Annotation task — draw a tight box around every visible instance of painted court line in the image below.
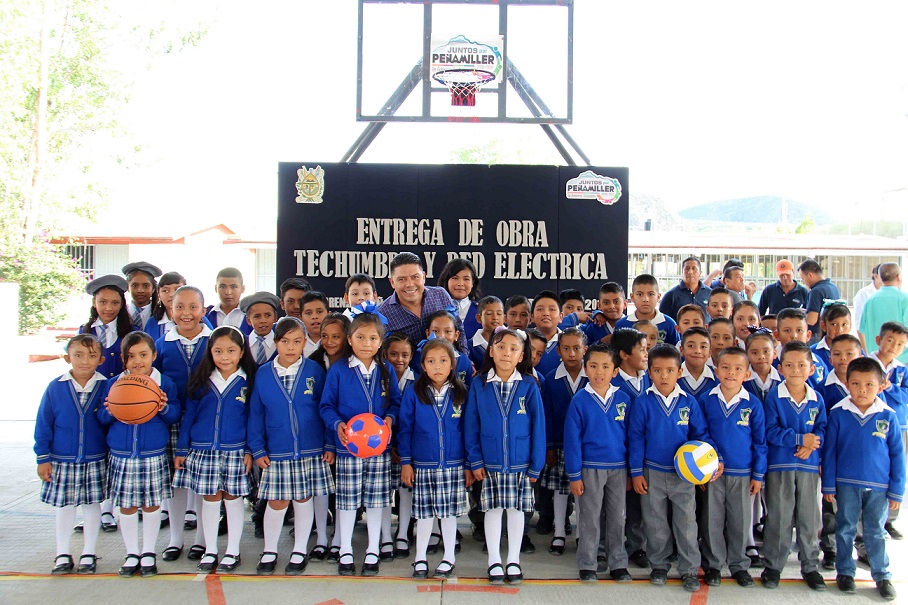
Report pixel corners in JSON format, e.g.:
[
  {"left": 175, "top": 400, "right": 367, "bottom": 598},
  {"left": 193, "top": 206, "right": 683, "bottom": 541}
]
[
  {"left": 689, "top": 583, "right": 709, "bottom": 605},
  {"left": 205, "top": 574, "right": 226, "bottom": 605}
]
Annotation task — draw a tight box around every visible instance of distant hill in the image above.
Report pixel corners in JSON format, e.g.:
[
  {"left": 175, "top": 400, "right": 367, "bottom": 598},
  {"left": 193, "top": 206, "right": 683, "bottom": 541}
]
[
  {"left": 677, "top": 195, "right": 834, "bottom": 225},
  {"left": 629, "top": 192, "right": 683, "bottom": 231}
]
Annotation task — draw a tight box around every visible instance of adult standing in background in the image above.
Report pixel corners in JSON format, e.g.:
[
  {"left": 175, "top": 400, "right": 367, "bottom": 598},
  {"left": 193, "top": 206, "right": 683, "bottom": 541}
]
[
  {"left": 858, "top": 262, "right": 908, "bottom": 362},
  {"left": 852, "top": 264, "right": 882, "bottom": 333},
  {"left": 437, "top": 258, "right": 482, "bottom": 341},
  {"left": 799, "top": 259, "right": 840, "bottom": 344},
  {"left": 758, "top": 259, "right": 809, "bottom": 315},
  {"left": 721, "top": 265, "right": 756, "bottom": 305},
  {"left": 659, "top": 256, "right": 711, "bottom": 320}
]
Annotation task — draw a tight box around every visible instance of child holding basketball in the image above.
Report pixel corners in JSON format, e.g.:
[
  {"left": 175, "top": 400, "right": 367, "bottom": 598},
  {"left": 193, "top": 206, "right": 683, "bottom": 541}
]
[
  {"left": 173, "top": 326, "right": 258, "bottom": 574},
  {"left": 320, "top": 306, "right": 402, "bottom": 576},
  {"left": 154, "top": 285, "right": 212, "bottom": 562},
  {"left": 398, "top": 338, "right": 471, "bottom": 579},
  {"left": 80, "top": 275, "right": 133, "bottom": 380},
  {"left": 100, "top": 332, "right": 181, "bottom": 577},
  {"left": 465, "top": 328, "right": 545, "bottom": 585},
  {"left": 35, "top": 334, "right": 109, "bottom": 575},
  {"left": 383, "top": 332, "right": 416, "bottom": 559},
  {"left": 248, "top": 317, "right": 335, "bottom": 575}
]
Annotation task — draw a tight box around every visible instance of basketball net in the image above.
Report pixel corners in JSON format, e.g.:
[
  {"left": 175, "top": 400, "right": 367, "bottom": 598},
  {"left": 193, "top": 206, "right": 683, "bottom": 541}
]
[{"left": 434, "top": 69, "right": 495, "bottom": 107}]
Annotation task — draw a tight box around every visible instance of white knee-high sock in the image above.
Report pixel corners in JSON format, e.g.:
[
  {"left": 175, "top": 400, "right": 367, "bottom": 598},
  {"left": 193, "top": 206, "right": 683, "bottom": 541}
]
[
  {"left": 142, "top": 509, "right": 162, "bottom": 556},
  {"left": 396, "top": 490, "right": 413, "bottom": 542},
  {"left": 191, "top": 492, "right": 205, "bottom": 547},
  {"left": 365, "top": 507, "right": 382, "bottom": 557},
  {"left": 168, "top": 487, "right": 188, "bottom": 548},
  {"left": 429, "top": 517, "right": 441, "bottom": 545},
  {"left": 262, "top": 506, "right": 284, "bottom": 561},
  {"left": 506, "top": 508, "right": 524, "bottom": 565},
  {"left": 553, "top": 493, "right": 569, "bottom": 538},
  {"left": 485, "top": 509, "right": 504, "bottom": 566},
  {"left": 415, "top": 518, "right": 433, "bottom": 562},
  {"left": 381, "top": 505, "right": 393, "bottom": 543},
  {"left": 313, "top": 495, "right": 329, "bottom": 547},
  {"left": 291, "top": 499, "right": 314, "bottom": 561},
  {"left": 120, "top": 511, "right": 140, "bottom": 555},
  {"left": 440, "top": 517, "right": 458, "bottom": 564},
  {"left": 224, "top": 497, "right": 245, "bottom": 556},
  {"left": 81, "top": 503, "right": 101, "bottom": 555},
  {"left": 337, "top": 509, "right": 357, "bottom": 556},
  {"left": 56, "top": 506, "right": 77, "bottom": 556},
  {"left": 201, "top": 499, "right": 221, "bottom": 555},
  {"left": 101, "top": 499, "right": 114, "bottom": 516}
]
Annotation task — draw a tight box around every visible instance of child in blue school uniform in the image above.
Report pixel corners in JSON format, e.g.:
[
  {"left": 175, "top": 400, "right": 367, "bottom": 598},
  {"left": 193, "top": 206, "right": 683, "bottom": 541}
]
[
  {"left": 80, "top": 275, "right": 133, "bottom": 381},
  {"left": 465, "top": 327, "right": 546, "bottom": 585},
  {"left": 248, "top": 317, "right": 334, "bottom": 576},
  {"left": 384, "top": 332, "right": 417, "bottom": 559},
  {"left": 810, "top": 302, "right": 853, "bottom": 370},
  {"left": 531, "top": 290, "right": 564, "bottom": 376},
  {"left": 100, "top": 332, "right": 181, "bottom": 577},
  {"left": 615, "top": 274, "right": 680, "bottom": 346},
  {"left": 678, "top": 327, "right": 718, "bottom": 399},
  {"left": 154, "top": 285, "right": 212, "bottom": 562},
  {"left": 469, "top": 295, "right": 505, "bottom": 369},
  {"left": 144, "top": 272, "right": 186, "bottom": 340},
  {"left": 772, "top": 308, "right": 828, "bottom": 389},
  {"left": 123, "top": 261, "right": 162, "bottom": 331},
  {"left": 419, "top": 310, "right": 475, "bottom": 390},
  {"left": 204, "top": 267, "right": 251, "bottom": 335},
  {"left": 822, "top": 357, "right": 905, "bottom": 601},
  {"left": 173, "top": 326, "right": 258, "bottom": 574},
  {"left": 438, "top": 258, "right": 482, "bottom": 341},
  {"left": 744, "top": 330, "right": 780, "bottom": 402},
  {"left": 398, "top": 338, "right": 471, "bottom": 579},
  {"left": 239, "top": 292, "right": 281, "bottom": 366},
  {"left": 35, "top": 334, "right": 109, "bottom": 575},
  {"left": 542, "top": 327, "right": 589, "bottom": 555},
  {"left": 320, "top": 304, "right": 402, "bottom": 577}
]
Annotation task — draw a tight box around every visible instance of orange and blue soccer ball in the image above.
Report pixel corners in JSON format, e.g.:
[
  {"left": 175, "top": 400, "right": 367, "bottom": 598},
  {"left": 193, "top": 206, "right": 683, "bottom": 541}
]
[
  {"left": 674, "top": 440, "right": 719, "bottom": 485},
  {"left": 345, "top": 413, "right": 391, "bottom": 458}
]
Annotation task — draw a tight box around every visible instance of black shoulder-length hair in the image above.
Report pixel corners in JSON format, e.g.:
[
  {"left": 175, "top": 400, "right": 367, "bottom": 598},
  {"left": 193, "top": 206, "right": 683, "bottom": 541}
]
[
  {"left": 188, "top": 326, "right": 258, "bottom": 398},
  {"left": 437, "top": 258, "right": 482, "bottom": 301},
  {"left": 413, "top": 338, "right": 467, "bottom": 406},
  {"left": 478, "top": 328, "right": 534, "bottom": 383}
]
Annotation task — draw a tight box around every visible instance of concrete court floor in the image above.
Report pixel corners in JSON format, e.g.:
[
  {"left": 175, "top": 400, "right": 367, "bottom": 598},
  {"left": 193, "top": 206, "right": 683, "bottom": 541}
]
[{"left": 1, "top": 339, "right": 905, "bottom": 604}]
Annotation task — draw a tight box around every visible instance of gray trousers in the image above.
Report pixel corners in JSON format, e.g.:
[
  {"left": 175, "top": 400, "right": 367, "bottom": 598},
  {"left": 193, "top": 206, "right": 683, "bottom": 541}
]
[
  {"left": 762, "top": 471, "right": 820, "bottom": 573},
  {"left": 703, "top": 475, "right": 751, "bottom": 573},
  {"left": 624, "top": 490, "right": 646, "bottom": 553},
  {"left": 576, "top": 468, "right": 627, "bottom": 572},
  {"left": 641, "top": 469, "right": 699, "bottom": 575}
]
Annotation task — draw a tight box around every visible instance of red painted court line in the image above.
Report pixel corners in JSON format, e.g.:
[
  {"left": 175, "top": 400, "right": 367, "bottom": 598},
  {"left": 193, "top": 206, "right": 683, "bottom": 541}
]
[
  {"left": 314, "top": 600, "right": 345, "bottom": 605},
  {"left": 205, "top": 574, "right": 226, "bottom": 605},
  {"left": 418, "top": 584, "right": 520, "bottom": 594},
  {"left": 689, "top": 583, "right": 709, "bottom": 605}
]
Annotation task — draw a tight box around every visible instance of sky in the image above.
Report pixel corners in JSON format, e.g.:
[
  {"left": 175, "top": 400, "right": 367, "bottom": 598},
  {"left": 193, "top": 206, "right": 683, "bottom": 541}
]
[{"left": 102, "top": 0, "right": 908, "bottom": 237}]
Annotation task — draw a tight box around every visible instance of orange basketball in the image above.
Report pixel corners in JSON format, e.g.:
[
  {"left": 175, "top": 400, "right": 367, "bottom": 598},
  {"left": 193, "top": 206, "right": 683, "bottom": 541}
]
[{"left": 107, "top": 374, "right": 163, "bottom": 424}]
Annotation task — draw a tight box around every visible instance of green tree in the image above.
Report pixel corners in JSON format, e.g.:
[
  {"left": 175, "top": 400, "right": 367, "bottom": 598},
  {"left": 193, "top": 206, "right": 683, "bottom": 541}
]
[{"left": 0, "top": 0, "right": 211, "bottom": 332}]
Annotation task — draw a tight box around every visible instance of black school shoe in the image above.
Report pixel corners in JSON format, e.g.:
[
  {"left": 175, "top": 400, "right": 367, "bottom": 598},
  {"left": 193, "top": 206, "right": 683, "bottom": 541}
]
[
  {"left": 760, "top": 568, "right": 781, "bottom": 589},
  {"left": 732, "top": 570, "right": 754, "bottom": 587},
  {"left": 629, "top": 549, "right": 649, "bottom": 568},
  {"left": 821, "top": 550, "right": 836, "bottom": 570},
  {"left": 877, "top": 579, "right": 897, "bottom": 601},
  {"left": 412, "top": 560, "right": 428, "bottom": 580},
  {"left": 802, "top": 570, "right": 827, "bottom": 591},
  {"left": 119, "top": 554, "right": 140, "bottom": 577},
  {"left": 196, "top": 553, "right": 218, "bottom": 574},
  {"left": 216, "top": 554, "right": 241, "bottom": 574},
  {"left": 51, "top": 554, "right": 74, "bottom": 575},
  {"left": 884, "top": 522, "right": 903, "bottom": 540},
  {"left": 520, "top": 535, "right": 536, "bottom": 554},
  {"left": 505, "top": 562, "right": 523, "bottom": 584},
  {"left": 682, "top": 574, "right": 700, "bottom": 592},
  {"left": 704, "top": 568, "right": 721, "bottom": 586},
  {"left": 284, "top": 552, "right": 308, "bottom": 575},
  {"left": 337, "top": 554, "right": 356, "bottom": 576},
  {"left": 579, "top": 569, "right": 598, "bottom": 582},
  {"left": 649, "top": 569, "right": 668, "bottom": 585},
  {"left": 77, "top": 554, "right": 98, "bottom": 575},
  {"left": 610, "top": 568, "right": 632, "bottom": 582},
  {"left": 360, "top": 553, "right": 380, "bottom": 576},
  {"left": 836, "top": 574, "right": 856, "bottom": 594},
  {"left": 379, "top": 542, "right": 395, "bottom": 562},
  {"left": 256, "top": 552, "right": 277, "bottom": 575},
  {"left": 139, "top": 553, "right": 158, "bottom": 577}
]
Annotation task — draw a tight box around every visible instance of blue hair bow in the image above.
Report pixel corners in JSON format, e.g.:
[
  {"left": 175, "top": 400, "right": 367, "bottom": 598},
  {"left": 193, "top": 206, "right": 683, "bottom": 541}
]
[
  {"left": 746, "top": 325, "right": 772, "bottom": 335},
  {"left": 349, "top": 300, "right": 389, "bottom": 326},
  {"left": 821, "top": 298, "right": 848, "bottom": 309},
  {"left": 416, "top": 332, "right": 439, "bottom": 353}
]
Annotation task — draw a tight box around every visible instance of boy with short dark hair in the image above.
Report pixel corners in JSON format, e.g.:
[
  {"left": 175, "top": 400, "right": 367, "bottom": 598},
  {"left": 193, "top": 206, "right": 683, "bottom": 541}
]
[
  {"left": 634, "top": 320, "right": 658, "bottom": 354},
  {"left": 557, "top": 289, "right": 590, "bottom": 330},
  {"left": 532, "top": 290, "right": 564, "bottom": 376},
  {"left": 469, "top": 295, "right": 505, "bottom": 368},
  {"left": 579, "top": 282, "right": 627, "bottom": 344},
  {"left": 707, "top": 287, "right": 734, "bottom": 321},
  {"left": 565, "top": 343, "right": 632, "bottom": 583},
  {"left": 616, "top": 275, "right": 679, "bottom": 346},
  {"left": 761, "top": 341, "right": 827, "bottom": 591},
  {"left": 679, "top": 327, "right": 717, "bottom": 398},
  {"left": 760, "top": 314, "right": 777, "bottom": 334},
  {"left": 342, "top": 274, "right": 378, "bottom": 320},
  {"left": 676, "top": 304, "right": 707, "bottom": 338},
  {"left": 629, "top": 344, "right": 710, "bottom": 592},
  {"left": 299, "top": 291, "right": 329, "bottom": 358},
  {"left": 700, "top": 347, "right": 766, "bottom": 588},
  {"left": 822, "top": 357, "right": 905, "bottom": 600},
  {"left": 278, "top": 277, "right": 311, "bottom": 319},
  {"left": 773, "top": 307, "right": 828, "bottom": 388},
  {"left": 707, "top": 318, "right": 736, "bottom": 367},
  {"left": 504, "top": 295, "right": 531, "bottom": 330},
  {"left": 205, "top": 267, "right": 250, "bottom": 334}
]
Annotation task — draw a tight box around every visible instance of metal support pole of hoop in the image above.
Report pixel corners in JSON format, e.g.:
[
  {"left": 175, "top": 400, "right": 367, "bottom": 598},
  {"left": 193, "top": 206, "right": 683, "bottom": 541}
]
[{"left": 433, "top": 68, "right": 497, "bottom": 107}]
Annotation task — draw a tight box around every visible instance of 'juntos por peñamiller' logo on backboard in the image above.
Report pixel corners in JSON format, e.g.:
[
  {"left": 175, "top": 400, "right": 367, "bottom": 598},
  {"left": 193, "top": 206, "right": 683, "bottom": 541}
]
[
  {"left": 565, "top": 170, "right": 622, "bottom": 205},
  {"left": 296, "top": 165, "right": 325, "bottom": 204}
]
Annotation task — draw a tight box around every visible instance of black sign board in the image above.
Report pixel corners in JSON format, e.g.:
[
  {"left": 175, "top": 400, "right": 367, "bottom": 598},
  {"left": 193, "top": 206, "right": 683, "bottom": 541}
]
[{"left": 277, "top": 163, "right": 629, "bottom": 311}]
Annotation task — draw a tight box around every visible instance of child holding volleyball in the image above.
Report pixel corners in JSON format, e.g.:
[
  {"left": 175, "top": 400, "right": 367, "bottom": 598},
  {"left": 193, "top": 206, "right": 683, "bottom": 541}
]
[
  {"left": 397, "top": 337, "right": 471, "bottom": 579},
  {"left": 35, "top": 334, "right": 109, "bottom": 575},
  {"left": 464, "top": 327, "right": 545, "bottom": 585},
  {"left": 320, "top": 304, "right": 402, "bottom": 577},
  {"left": 247, "top": 317, "right": 334, "bottom": 575},
  {"left": 100, "top": 332, "right": 180, "bottom": 577},
  {"left": 173, "top": 326, "right": 258, "bottom": 574}
]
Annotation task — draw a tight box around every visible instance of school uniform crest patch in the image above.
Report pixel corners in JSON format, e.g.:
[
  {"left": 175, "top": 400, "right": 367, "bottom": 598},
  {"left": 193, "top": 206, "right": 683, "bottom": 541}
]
[
  {"left": 737, "top": 408, "right": 751, "bottom": 426},
  {"left": 615, "top": 402, "right": 626, "bottom": 421},
  {"left": 458, "top": 371, "right": 466, "bottom": 382},
  {"left": 517, "top": 397, "right": 527, "bottom": 414},
  {"left": 873, "top": 419, "right": 890, "bottom": 438},
  {"left": 236, "top": 387, "right": 247, "bottom": 403},
  {"left": 807, "top": 407, "right": 819, "bottom": 426},
  {"left": 295, "top": 165, "right": 325, "bottom": 204},
  {"left": 304, "top": 376, "right": 315, "bottom": 395},
  {"left": 677, "top": 407, "right": 690, "bottom": 425},
  {"left": 452, "top": 403, "right": 462, "bottom": 419}
]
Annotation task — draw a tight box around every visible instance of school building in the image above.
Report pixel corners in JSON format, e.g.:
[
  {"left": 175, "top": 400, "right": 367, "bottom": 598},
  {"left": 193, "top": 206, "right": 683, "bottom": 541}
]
[{"left": 60, "top": 224, "right": 908, "bottom": 311}]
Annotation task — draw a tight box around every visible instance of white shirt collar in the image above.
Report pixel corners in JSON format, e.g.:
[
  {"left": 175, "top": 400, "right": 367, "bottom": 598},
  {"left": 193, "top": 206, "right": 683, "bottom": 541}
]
[
  {"left": 831, "top": 396, "right": 893, "bottom": 418},
  {"left": 814, "top": 338, "right": 830, "bottom": 352},
  {"left": 681, "top": 362, "right": 714, "bottom": 384},
  {"left": 748, "top": 366, "right": 781, "bottom": 391},
  {"left": 348, "top": 355, "right": 376, "bottom": 375},
  {"left": 618, "top": 367, "right": 646, "bottom": 388},
  {"left": 626, "top": 309, "right": 666, "bottom": 324},
  {"left": 210, "top": 368, "right": 247, "bottom": 394},
  {"left": 214, "top": 304, "right": 246, "bottom": 328},
  {"left": 646, "top": 384, "right": 685, "bottom": 405},
  {"left": 706, "top": 357, "right": 716, "bottom": 368},
  {"left": 472, "top": 331, "right": 489, "bottom": 348},
  {"left": 398, "top": 367, "right": 415, "bottom": 390},
  {"left": 123, "top": 368, "right": 163, "bottom": 386},
  {"left": 59, "top": 371, "right": 106, "bottom": 393},
  {"left": 430, "top": 383, "right": 451, "bottom": 398},
  {"left": 252, "top": 331, "right": 275, "bottom": 346},
  {"left": 274, "top": 356, "right": 303, "bottom": 377},
  {"left": 546, "top": 330, "right": 561, "bottom": 346},
  {"left": 90, "top": 318, "right": 118, "bottom": 348},
  {"left": 584, "top": 382, "right": 619, "bottom": 404},
  {"left": 164, "top": 324, "right": 212, "bottom": 343},
  {"left": 778, "top": 381, "right": 818, "bottom": 404},
  {"left": 870, "top": 351, "right": 905, "bottom": 373},
  {"left": 708, "top": 384, "right": 750, "bottom": 409},
  {"left": 486, "top": 368, "right": 523, "bottom": 383},
  {"left": 554, "top": 362, "right": 587, "bottom": 392},
  {"left": 825, "top": 370, "right": 848, "bottom": 389},
  {"left": 454, "top": 297, "right": 471, "bottom": 321}
]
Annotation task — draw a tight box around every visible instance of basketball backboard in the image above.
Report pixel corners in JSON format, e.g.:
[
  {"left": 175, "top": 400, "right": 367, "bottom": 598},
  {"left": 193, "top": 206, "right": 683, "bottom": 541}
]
[{"left": 357, "top": 0, "right": 573, "bottom": 124}]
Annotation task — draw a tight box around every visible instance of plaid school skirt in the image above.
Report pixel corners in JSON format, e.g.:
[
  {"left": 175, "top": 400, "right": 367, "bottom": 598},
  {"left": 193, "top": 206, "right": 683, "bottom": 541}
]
[
  {"left": 165, "top": 424, "right": 180, "bottom": 467},
  {"left": 390, "top": 459, "right": 402, "bottom": 491},
  {"left": 480, "top": 471, "right": 535, "bottom": 513},
  {"left": 539, "top": 448, "right": 571, "bottom": 495},
  {"left": 40, "top": 459, "right": 107, "bottom": 508},
  {"left": 108, "top": 454, "right": 172, "bottom": 508},
  {"left": 258, "top": 455, "right": 334, "bottom": 502},
  {"left": 336, "top": 452, "right": 391, "bottom": 511},
  {"left": 412, "top": 466, "right": 468, "bottom": 520},
  {"left": 172, "top": 449, "right": 250, "bottom": 497}
]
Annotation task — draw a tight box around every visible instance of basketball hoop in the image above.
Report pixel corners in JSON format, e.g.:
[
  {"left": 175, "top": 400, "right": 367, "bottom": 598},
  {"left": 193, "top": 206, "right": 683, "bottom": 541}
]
[{"left": 433, "top": 69, "right": 496, "bottom": 107}]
